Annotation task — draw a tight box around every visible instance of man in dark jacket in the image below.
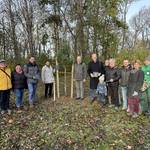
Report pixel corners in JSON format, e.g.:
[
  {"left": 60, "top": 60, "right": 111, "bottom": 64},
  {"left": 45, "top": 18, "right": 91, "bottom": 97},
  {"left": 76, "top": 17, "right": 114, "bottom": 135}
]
[
  {"left": 87, "top": 53, "right": 105, "bottom": 103},
  {"left": 24, "top": 56, "right": 40, "bottom": 108},
  {"left": 106, "top": 59, "right": 120, "bottom": 109}
]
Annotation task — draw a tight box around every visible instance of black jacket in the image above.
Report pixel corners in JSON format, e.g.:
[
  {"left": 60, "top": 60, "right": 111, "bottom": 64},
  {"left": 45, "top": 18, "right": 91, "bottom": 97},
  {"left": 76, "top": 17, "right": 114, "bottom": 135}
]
[
  {"left": 11, "top": 71, "right": 27, "bottom": 89},
  {"left": 120, "top": 66, "right": 131, "bottom": 86},
  {"left": 87, "top": 60, "right": 105, "bottom": 89},
  {"left": 105, "top": 67, "right": 120, "bottom": 86},
  {"left": 127, "top": 69, "right": 144, "bottom": 97}
]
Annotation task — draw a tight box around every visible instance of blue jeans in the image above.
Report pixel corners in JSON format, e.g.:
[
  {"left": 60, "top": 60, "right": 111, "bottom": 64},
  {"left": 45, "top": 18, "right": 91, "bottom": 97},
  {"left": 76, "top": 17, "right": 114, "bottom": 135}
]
[
  {"left": 121, "top": 86, "right": 128, "bottom": 109},
  {"left": 90, "top": 89, "right": 97, "bottom": 100},
  {"left": 14, "top": 89, "right": 24, "bottom": 108},
  {"left": 28, "top": 83, "right": 37, "bottom": 104}
]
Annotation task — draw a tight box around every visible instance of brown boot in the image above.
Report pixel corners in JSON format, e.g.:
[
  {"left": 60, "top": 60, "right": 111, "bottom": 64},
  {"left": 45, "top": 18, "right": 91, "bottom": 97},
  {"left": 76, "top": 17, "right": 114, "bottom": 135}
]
[{"left": 17, "top": 108, "right": 22, "bottom": 113}]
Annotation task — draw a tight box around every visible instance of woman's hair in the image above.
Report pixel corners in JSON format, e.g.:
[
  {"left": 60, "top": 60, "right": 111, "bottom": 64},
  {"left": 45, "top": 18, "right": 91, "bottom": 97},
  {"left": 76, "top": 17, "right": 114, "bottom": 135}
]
[
  {"left": 15, "top": 64, "right": 21, "bottom": 67},
  {"left": 91, "top": 53, "right": 97, "bottom": 57},
  {"left": 133, "top": 60, "right": 142, "bottom": 66}
]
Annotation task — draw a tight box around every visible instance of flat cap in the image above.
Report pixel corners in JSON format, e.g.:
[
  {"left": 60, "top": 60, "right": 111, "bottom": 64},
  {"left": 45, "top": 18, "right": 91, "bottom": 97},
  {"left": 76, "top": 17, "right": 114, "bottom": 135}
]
[{"left": 0, "top": 59, "right": 6, "bottom": 63}]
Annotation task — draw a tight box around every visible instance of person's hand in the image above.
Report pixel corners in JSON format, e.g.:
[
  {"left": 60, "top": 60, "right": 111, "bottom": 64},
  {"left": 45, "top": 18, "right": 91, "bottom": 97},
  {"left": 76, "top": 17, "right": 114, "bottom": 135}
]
[
  {"left": 98, "top": 73, "right": 101, "bottom": 76},
  {"left": 132, "top": 91, "right": 138, "bottom": 96},
  {"left": 32, "top": 76, "right": 36, "bottom": 79},
  {"left": 110, "top": 79, "right": 114, "bottom": 82},
  {"left": 90, "top": 73, "right": 94, "bottom": 78},
  {"left": 83, "top": 79, "right": 86, "bottom": 82}
]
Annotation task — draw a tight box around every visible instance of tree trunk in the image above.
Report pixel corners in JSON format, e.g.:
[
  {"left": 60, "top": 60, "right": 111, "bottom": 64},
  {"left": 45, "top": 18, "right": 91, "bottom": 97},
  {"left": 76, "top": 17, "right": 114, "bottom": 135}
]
[
  {"left": 8, "top": 0, "right": 20, "bottom": 60},
  {"left": 53, "top": 80, "right": 56, "bottom": 101},
  {"left": 64, "top": 67, "right": 67, "bottom": 96},
  {"left": 71, "top": 64, "right": 74, "bottom": 99},
  {"left": 56, "top": 58, "right": 60, "bottom": 98}
]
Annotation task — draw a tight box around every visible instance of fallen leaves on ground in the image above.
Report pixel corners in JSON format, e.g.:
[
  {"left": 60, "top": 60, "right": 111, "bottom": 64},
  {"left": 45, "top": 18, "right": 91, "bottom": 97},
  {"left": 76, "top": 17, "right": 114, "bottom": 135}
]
[{"left": 0, "top": 97, "right": 150, "bottom": 150}]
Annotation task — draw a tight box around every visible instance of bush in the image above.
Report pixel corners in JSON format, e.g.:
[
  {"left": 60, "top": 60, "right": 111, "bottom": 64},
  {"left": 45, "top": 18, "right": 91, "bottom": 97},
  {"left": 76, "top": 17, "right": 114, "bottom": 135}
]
[{"left": 116, "top": 47, "right": 150, "bottom": 66}]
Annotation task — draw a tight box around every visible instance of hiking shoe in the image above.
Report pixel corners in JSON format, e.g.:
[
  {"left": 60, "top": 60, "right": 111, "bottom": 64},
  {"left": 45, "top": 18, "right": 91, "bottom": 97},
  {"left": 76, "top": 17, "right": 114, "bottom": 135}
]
[
  {"left": 115, "top": 107, "right": 119, "bottom": 110},
  {"left": 144, "top": 112, "right": 150, "bottom": 116},
  {"left": 90, "top": 99, "right": 95, "bottom": 104},
  {"left": 122, "top": 107, "right": 127, "bottom": 110},
  {"left": 127, "top": 108, "right": 130, "bottom": 113},
  {"left": 132, "top": 113, "right": 138, "bottom": 118},
  {"left": 109, "top": 104, "right": 114, "bottom": 108},
  {"left": 127, "top": 112, "right": 132, "bottom": 116},
  {"left": 1, "top": 110, "right": 5, "bottom": 115},
  {"left": 90, "top": 97, "right": 97, "bottom": 104},
  {"left": 7, "top": 109, "right": 12, "bottom": 115},
  {"left": 17, "top": 108, "right": 23, "bottom": 113}
]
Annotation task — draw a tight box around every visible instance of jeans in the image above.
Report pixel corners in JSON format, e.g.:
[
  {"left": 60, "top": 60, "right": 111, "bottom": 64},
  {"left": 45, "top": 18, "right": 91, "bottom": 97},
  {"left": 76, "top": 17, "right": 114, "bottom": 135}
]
[
  {"left": 45, "top": 83, "right": 53, "bottom": 98},
  {"left": 90, "top": 89, "right": 97, "bottom": 100},
  {"left": 14, "top": 89, "right": 24, "bottom": 108},
  {"left": 0, "top": 90, "right": 10, "bottom": 111},
  {"left": 28, "top": 83, "right": 37, "bottom": 104},
  {"left": 121, "top": 86, "right": 128, "bottom": 109},
  {"left": 75, "top": 81, "right": 84, "bottom": 98}
]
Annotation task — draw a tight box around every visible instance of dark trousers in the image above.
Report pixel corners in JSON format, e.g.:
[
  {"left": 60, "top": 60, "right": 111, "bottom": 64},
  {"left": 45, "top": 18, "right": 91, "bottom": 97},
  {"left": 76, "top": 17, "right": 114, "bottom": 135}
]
[
  {"left": 108, "top": 85, "right": 119, "bottom": 107},
  {"left": 0, "top": 90, "right": 10, "bottom": 110},
  {"left": 45, "top": 83, "right": 53, "bottom": 98}
]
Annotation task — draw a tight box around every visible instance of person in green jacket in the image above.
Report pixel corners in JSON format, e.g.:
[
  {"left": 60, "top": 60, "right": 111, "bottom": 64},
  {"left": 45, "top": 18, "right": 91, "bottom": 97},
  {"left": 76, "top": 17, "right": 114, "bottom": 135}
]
[{"left": 141, "top": 56, "right": 150, "bottom": 115}]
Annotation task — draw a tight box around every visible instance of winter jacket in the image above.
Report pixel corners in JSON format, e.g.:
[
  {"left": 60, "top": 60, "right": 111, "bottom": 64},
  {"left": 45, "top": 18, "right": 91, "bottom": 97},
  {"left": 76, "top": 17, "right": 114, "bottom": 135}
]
[
  {"left": 127, "top": 69, "right": 144, "bottom": 97},
  {"left": 120, "top": 66, "right": 131, "bottom": 86},
  {"left": 41, "top": 65, "right": 55, "bottom": 84},
  {"left": 141, "top": 65, "right": 150, "bottom": 84},
  {"left": 87, "top": 60, "right": 105, "bottom": 89},
  {"left": 96, "top": 83, "right": 107, "bottom": 96},
  {"left": 74, "top": 63, "right": 87, "bottom": 81},
  {"left": 0, "top": 67, "right": 12, "bottom": 90},
  {"left": 11, "top": 71, "right": 27, "bottom": 89},
  {"left": 105, "top": 67, "right": 120, "bottom": 86},
  {"left": 24, "top": 62, "right": 40, "bottom": 84}
]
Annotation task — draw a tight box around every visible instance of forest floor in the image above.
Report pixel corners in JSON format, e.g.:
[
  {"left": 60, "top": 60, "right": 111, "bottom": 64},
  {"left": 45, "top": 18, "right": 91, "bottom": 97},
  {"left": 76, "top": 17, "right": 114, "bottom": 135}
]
[{"left": 0, "top": 95, "right": 150, "bottom": 150}]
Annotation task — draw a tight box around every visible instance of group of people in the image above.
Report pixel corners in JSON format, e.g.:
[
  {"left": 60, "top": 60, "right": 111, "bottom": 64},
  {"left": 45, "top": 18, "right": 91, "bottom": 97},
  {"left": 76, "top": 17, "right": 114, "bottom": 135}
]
[
  {"left": 74, "top": 53, "right": 150, "bottom": 118},
  {"left": 0, "top": 54, "right": 150, "bottom": 118},
  {"left": 0, "top": 56, "right": 55, "bottom": 114}
]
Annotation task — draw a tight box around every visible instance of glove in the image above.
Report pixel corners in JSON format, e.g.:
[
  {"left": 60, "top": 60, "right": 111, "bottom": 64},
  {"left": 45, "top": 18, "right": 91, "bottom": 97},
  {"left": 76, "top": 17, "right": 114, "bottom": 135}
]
[
  {"left": 132, "top": 91, "right": 138, "bottom": 96},
  {"left": 90, "top": 73, "right": 94, "bottom": 78},
  {"left": 110, "top": 79, "right": 114, "bottom": 82}
]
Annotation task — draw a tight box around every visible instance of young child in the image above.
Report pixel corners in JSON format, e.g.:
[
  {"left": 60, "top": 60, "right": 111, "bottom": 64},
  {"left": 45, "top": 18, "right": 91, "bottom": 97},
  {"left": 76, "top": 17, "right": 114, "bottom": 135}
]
[{"left": 96, "top": 75, "right": 107, "bottom": 106}]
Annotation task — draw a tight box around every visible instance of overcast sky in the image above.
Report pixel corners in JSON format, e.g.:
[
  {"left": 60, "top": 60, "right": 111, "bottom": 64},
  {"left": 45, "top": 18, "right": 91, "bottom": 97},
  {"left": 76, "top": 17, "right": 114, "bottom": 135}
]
[{"left": 126, "top": 0, "right": 150, "bottom": 23}]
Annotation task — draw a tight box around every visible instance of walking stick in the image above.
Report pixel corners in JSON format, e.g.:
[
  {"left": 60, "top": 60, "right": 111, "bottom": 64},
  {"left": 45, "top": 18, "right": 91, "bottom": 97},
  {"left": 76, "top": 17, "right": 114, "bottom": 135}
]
[
  {"left": 53, "top": 81, "right": 56, "bottom": 101},
  {"left": 71, "top": 64, "right": 74, "bottom": 99}
]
